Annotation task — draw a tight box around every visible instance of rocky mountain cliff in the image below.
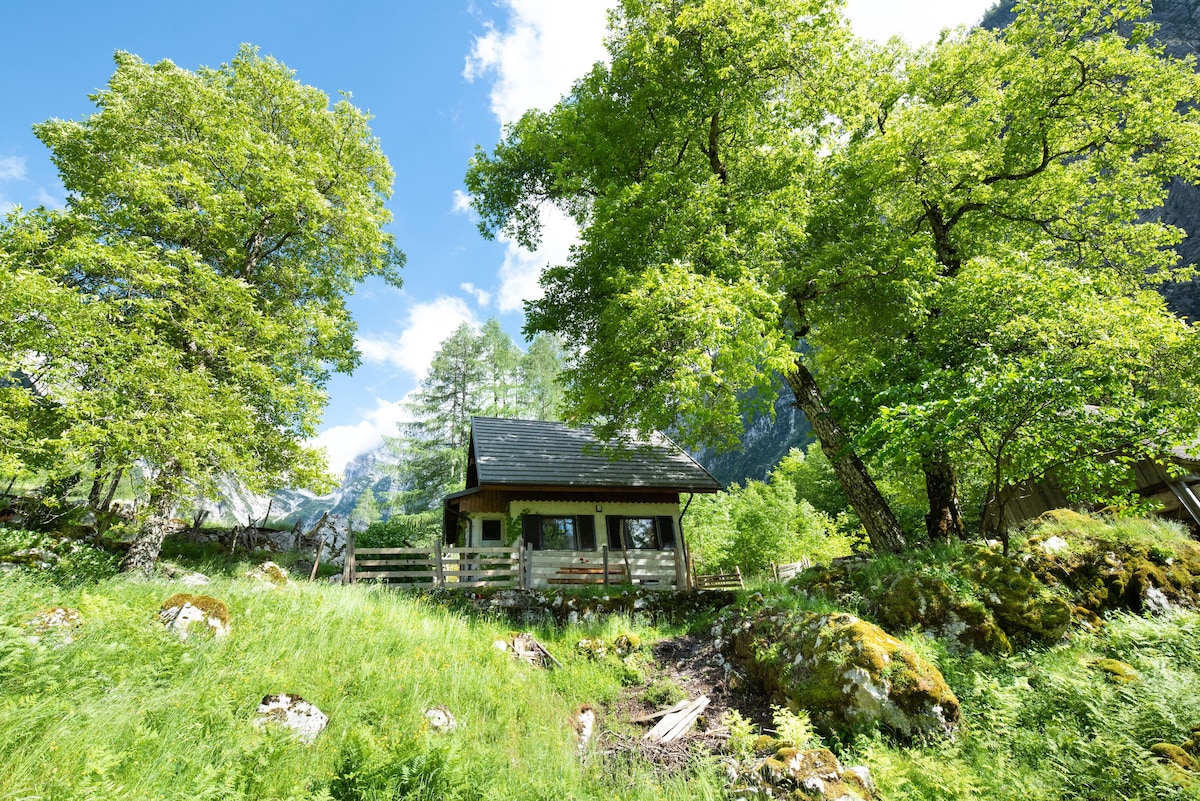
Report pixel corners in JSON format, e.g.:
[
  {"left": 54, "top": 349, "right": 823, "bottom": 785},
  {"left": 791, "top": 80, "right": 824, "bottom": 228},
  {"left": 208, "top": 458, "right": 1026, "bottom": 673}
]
[
  {"left": 981, "top": 0, "right": 1200, "bottom": 324},
  {"left": 203, "top": 446, "right": 400, "bottom": 529},
  {"left": 691, "top": 391, "right": 813, "bottom": 487}
]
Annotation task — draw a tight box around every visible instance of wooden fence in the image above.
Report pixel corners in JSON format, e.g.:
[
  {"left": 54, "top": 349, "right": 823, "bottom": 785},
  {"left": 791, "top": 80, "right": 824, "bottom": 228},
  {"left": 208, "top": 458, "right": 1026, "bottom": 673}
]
[
  {"left": 345, "top": 539, "right": 685, "bottom": 589},
  {"left": 347, "top": 541, "right": 522, "bottom": 588}
]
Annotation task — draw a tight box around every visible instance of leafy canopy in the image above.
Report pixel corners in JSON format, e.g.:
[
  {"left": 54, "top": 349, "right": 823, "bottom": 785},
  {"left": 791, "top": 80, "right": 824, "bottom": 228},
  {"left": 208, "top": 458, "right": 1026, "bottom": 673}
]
[
  {"left": 468, "top": 0, "right": 1200, "bottom": 537},
  {"left": 1, "top": 46, "right": 403, "bottom": 504}
]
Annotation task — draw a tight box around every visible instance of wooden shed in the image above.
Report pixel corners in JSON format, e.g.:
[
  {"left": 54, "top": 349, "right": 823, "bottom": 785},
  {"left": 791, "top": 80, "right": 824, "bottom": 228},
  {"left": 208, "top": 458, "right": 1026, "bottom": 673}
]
[
  {"left": 988, "top": 438, "right": 1200, "bottom": 533},
  {"left": 442, "top": 417, "right": 722, "bottom": 588}
]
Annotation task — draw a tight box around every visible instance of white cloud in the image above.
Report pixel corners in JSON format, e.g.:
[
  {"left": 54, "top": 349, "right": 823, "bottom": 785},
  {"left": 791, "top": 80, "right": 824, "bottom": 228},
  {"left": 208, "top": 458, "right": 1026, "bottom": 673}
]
[
  {"left": 465, "top": 1, "right": 996, "bottom": 315},
  {"left": 495, "top": 205, "right": 576, "bottom": 313},
  {"left": 464, "top": 2, "right": 611, "bottom": 313},
  {"left": 451, "top": 188, "right": 473, "bottom": 215},
  {"left": 460, "top": 282, "right": 492, "bottom": 307},
  {"left": 311, "top": 397, "right": 412, "bottom": 476},
  {"left": 464, "top": 0, "right": 612, "bottom": 126},
  {"left": 34, "top": 187, "right": 64, "bottom": 209},
  {"left": 845, "top": 0, "right": 995, "bottom": 45},
  {"left": 0, "top": 156, "right": 26, "bottom": 181},
  {"left": 357, "top": 296, "right": 479, "bottom": 378}
]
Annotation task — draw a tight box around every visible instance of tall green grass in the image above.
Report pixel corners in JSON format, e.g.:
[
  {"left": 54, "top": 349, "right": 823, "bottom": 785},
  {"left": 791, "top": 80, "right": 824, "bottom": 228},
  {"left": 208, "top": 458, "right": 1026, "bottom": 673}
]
[
  {"left": 854, "top": 611, "right": 1200, "bottom": 800},
  {"left": 0, "top": 570, "right": 722, "bottom": 800}
]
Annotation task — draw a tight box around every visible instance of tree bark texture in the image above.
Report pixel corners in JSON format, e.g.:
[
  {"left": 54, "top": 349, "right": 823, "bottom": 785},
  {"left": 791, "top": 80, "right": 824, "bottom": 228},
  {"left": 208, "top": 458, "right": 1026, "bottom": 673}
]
[
  {"left": 785, "top": 362, "right": 907, "bottom": 553},
  {"left": 922, "top": 451, "right": 965, "bottom": 542},
  {"left": 118, "top": 490, "right": 175, "bottom": 576},
  {"left": 119, "top": 465, "right": 179, "bottom": 576}
]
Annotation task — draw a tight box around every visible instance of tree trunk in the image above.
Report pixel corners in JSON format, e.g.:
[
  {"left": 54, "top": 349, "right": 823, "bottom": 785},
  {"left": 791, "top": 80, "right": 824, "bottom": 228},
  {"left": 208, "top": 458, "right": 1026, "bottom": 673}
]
[
  {"left": 922, "top": 451, "right": 965, "bottom": 542},
  {"left": 101, "top": 468, "right": 123, "bottom": 512},
  {"left": 784, "top": 362, "right": 906, "bottom": 553},
  {"left": 119, "top": 465, "right": 179, "bottom": 576},
  {"left": 119, "top": 489, "right": 174, "bottom": 576}
]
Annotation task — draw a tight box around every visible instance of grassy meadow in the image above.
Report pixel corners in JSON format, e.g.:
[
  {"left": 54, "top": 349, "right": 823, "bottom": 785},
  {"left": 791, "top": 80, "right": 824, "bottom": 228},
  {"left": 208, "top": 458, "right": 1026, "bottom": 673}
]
[{"left": 1, "top": 519, "right": 1200, "bottom": 799}]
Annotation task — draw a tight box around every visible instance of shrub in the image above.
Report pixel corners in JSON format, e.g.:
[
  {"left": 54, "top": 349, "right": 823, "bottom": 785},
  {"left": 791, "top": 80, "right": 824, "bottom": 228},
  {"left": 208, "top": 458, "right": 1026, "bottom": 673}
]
[{"left": 358, "top": 511, "right": 440, "bottom": 549}]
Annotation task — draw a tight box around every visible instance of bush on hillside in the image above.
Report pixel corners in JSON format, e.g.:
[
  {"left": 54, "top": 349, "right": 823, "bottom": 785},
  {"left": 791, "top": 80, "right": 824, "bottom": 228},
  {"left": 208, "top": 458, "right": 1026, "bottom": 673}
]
[{"left": 357, "top": 511, "right": 440, "bottom": 549}]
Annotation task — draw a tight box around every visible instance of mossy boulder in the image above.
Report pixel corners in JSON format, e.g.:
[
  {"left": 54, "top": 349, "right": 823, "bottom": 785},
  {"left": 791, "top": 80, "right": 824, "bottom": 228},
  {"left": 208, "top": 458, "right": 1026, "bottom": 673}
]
[
  {"left": 25, "top": 607, "right": 82, "bottom": 645},
  {"left": 1020, "top": 513, "right": 1200, "bottom": 615},
  {"left": 1151, "top": 742, "right": 1197, "bottom": 771},
  {"left": 1092, "top": 658, "right": 1139, "bottom": 684},
  {"left": 957, "top": 547, "right": 1073, "bottom": 645},
  {"left": 727, "top": 609, "right": 960, "bottom": 741},
  {"left": 246, "top": 561, "right": 290, "bottom": 586},
  {"left": 159, "top": 593, "right": 230, "bottom": 640},
  {"left": 793, "top": 550, "right": 1071, "bottom": 653},
  {"left": 730, "top": 745, "right": 875, "bottom": 800},
  {"left": 876, "top": 574, "right": 1012, "bottom": 655}
]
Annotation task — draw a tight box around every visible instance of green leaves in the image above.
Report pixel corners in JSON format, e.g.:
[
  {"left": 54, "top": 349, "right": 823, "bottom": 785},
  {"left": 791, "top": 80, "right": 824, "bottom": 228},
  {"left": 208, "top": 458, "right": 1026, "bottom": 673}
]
[{"left": 2, "top": 46, "right": 399, "bottom": 529}]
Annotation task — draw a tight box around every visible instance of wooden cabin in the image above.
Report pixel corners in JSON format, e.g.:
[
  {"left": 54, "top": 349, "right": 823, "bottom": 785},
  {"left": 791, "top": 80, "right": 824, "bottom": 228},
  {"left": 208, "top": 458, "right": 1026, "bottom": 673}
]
[
  {"left": 989, "top": 439, "right": 1200, "bottom": 533},
  {"left": 442, "top": 417, "right": 722, "bottom": 588}
]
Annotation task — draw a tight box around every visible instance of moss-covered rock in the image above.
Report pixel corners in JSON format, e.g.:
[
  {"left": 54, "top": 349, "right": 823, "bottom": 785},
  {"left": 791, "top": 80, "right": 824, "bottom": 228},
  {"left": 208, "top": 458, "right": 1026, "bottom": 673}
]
[
  {"left": 25, "top": 606, "right": 82, "bottom": 645},
  {"left": 876, "top": 574, "right": 1013, "bottom": 655},
  {"left": 733, "top": 745, "right": 876, "bottom": 799},
  {"left": 575, "top": 637, "right": 608, "bottom": 658},
  {"left": 246, "top": 561, "right": 289, "bottom": 586},
  {"left": 614, "top": 632, "right": 642, "bottom": 656},
  {"left": 1092, "top": 658, "right": 1139, "bottom": 684},
  {"left": 1151, "top": 742, "right": 1197, "bottom": 771},
  {"left": 1020, "top": 513, "right": 1200, "bottom": 615},
  {"left": 159, "top": 593, "right": 230, "bottom": 640},
  {"left": 957, "top": 547, "right": 1073, "bottom": 645},
  {"left": 727, "top": 609, "right": 959, "bottom": 741}
]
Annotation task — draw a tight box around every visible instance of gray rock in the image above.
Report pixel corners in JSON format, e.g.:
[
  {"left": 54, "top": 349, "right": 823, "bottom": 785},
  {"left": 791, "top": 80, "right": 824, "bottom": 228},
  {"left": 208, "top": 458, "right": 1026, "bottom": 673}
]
[{"left": 255, "top": 693, "right": 328, "bottom": 743}]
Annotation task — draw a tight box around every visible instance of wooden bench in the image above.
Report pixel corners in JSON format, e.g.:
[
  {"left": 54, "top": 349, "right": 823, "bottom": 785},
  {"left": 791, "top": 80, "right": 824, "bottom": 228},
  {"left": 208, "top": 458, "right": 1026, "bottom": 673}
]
[
  {"left": 694, "top": 566, "right": 744, "bottom": 590},
  {"left": 547, "top": 565, "right": 628, "bottom": 585}
]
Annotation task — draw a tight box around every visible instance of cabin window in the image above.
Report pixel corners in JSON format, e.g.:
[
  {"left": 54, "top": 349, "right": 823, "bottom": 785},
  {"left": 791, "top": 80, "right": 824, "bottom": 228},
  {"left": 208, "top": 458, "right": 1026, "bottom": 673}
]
[
  {"left": 522, "top": 514, "right": 597, "bottom": 551},
  {"left": 481, "top": 519, "right": 502, "bottom": 542},
  {"left": 606, "top": 515, "right": 677, "bottom": 550},
  {"left": 541, "top": 516, "right": 577, "bottom": 550}
]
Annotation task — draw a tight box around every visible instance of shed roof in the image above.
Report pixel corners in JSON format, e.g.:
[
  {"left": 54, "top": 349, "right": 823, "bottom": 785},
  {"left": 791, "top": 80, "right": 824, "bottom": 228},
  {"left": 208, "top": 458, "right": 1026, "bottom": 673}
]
[{"left": 462, "top": 416, "right": 721, "bottom": 493}]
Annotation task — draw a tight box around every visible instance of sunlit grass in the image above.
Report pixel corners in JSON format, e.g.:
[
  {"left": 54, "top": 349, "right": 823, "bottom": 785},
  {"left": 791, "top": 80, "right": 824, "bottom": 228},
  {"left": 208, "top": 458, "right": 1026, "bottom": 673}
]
[{"left": 0, "top": 570, "right": 721, "bottom": 800}]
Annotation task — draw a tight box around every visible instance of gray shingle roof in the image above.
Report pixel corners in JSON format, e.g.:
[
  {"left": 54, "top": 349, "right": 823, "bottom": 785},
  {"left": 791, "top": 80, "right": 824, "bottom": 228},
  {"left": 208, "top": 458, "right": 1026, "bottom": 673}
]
[{"left": 467, "top": 416, "right": 721, "bottom": 492}]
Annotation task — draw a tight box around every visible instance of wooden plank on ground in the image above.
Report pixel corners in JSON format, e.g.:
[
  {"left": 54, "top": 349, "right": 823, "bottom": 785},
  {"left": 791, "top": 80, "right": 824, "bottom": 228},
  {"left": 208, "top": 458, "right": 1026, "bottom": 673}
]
[
  {"left": 630, "top": 699, "right": 691, "bottom": 724},
  {"left": 645, "top": 696, "right": 709, "bottom": 743}
]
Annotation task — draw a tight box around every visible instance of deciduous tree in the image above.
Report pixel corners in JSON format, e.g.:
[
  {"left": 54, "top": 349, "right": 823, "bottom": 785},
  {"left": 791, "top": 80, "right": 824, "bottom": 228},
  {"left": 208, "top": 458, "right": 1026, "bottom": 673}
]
[
  {"left": 467, "top": 0, "right": 1200, "bottom": 548},
  {"left": 0, "top": 47, "right": 403, "bottom": 573}
]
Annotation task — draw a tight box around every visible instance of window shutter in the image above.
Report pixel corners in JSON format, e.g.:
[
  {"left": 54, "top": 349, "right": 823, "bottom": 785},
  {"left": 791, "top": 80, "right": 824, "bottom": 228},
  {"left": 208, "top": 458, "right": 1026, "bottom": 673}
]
[
  {"left": 522, "top": 515, "right": 543, "bottom": 550},
  {"left": 606, "top": 515, "right": 622, "bottom": 549},
  {"left": 577, "top": 515, "right": 596, "bottom": 551},
  {"left": 657, "top": 516, "right": 676, "bottom": 550}
]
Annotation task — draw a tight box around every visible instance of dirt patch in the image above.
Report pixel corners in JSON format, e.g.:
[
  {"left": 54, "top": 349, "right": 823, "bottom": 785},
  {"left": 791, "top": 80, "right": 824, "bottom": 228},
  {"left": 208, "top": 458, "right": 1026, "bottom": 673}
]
[{"left": 596, "top": 632, "right": 774, "bottom": 773}]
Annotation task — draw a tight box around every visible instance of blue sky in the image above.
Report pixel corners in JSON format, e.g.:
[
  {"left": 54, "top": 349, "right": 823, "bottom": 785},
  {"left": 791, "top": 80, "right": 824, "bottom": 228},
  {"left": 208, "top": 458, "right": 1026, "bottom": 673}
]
[{"left": 0, "top": 0, "right": 995, "bottom": 474}]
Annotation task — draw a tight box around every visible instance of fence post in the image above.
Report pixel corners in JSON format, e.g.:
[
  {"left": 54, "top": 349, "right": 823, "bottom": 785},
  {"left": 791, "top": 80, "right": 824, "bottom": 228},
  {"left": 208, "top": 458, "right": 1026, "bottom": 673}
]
[
  {"left": 343, "top": 528, "right": 355, "bottom": 584},
  {"left": 523, "top": 542, "right": 533, "bottom": 590},
  {"left": 602, "top": 544, "right": 610, "bottom": 587},
  {"left": 435, "top": 539, "right": 444, "bottom": 587}
]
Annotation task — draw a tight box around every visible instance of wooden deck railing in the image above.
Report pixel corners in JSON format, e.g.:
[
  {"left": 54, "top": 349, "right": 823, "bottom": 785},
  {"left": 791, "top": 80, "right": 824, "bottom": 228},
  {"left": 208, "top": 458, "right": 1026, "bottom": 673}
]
[
  {"left": 347, "top": 540, "right": 522, "bottom": 588},
  {"left": 344, "top": 536, "right": 684, "bottom": 589}
]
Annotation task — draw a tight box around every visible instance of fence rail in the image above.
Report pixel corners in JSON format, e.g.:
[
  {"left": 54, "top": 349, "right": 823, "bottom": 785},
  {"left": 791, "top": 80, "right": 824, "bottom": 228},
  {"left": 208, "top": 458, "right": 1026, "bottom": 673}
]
[{"left": 347, "top": 541, "right": 522, "bottom": 588}]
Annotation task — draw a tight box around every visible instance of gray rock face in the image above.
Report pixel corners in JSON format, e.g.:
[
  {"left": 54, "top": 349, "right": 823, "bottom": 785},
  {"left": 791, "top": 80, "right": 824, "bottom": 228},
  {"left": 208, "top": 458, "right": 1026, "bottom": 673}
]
[{"left": 693, "top": 391, "right": 813, "bottom": 486}]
